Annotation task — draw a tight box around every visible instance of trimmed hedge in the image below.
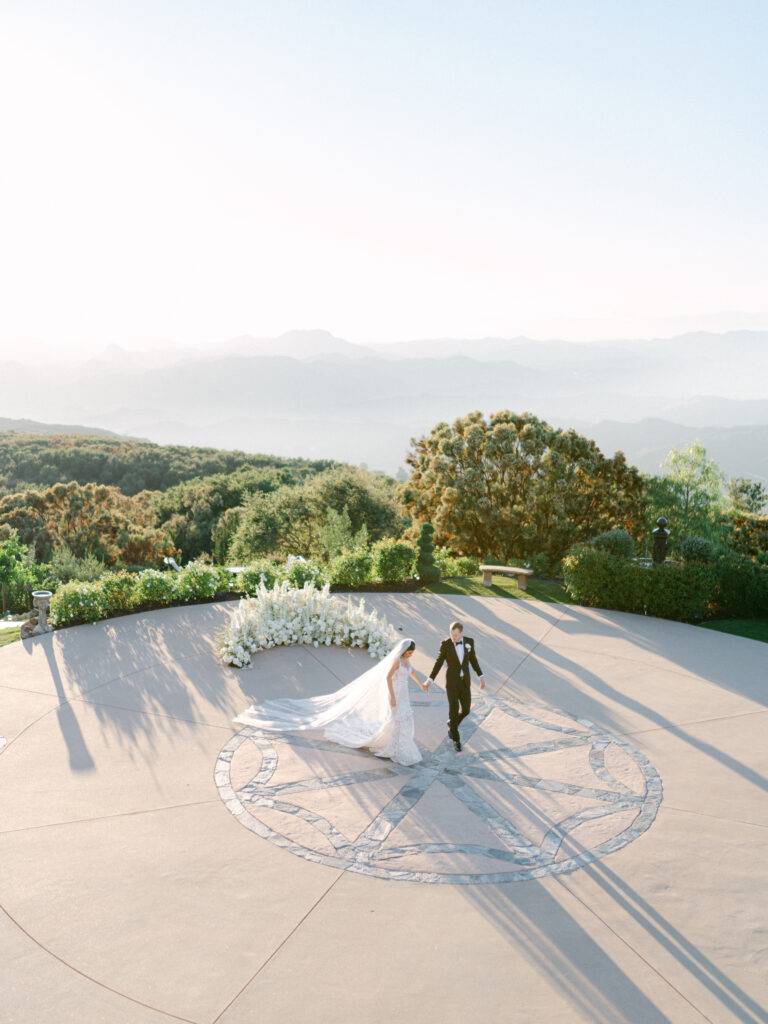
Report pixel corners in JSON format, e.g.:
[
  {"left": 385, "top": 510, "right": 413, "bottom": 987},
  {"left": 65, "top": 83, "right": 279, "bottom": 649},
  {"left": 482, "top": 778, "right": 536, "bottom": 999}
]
[
  {"left": 563, "top": 548, "right": 768, "bottom": 622},
  {"left": 434, "top": 547, "right": 480, "bottom": 578},
  {"left": 237, "top": 560, "right": 279, "bottom": 593},
  {"left": 714, "top": 555, "right": 768, "bottom": 618},
  {"left": 592, "top": 529, "right": 635, "bottom": 559},
  {"left": 329, "top": 550, "right": 374, "bottom": 588},
  {"left": 371, "top": 539, "right": 416, "bottom": 583},
  {"left": 680, "top": 536, "right": 717, "bottom": 563},
  {"left": 563, "top": 549, "right": 716, "bottom": 622}
]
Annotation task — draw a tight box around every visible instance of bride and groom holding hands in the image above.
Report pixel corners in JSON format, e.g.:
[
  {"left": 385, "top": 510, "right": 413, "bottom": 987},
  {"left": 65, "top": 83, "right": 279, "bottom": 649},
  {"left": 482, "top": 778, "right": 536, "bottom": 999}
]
[{"left": 235, "top": 620, "right": 485, "bottom": 766}]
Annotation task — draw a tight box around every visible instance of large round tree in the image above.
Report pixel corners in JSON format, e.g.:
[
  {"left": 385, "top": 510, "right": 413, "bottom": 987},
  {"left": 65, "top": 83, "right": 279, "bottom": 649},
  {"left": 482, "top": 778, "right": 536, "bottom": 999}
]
[{"left": 403, "top": 410, "right": 645, "bottom": 564}]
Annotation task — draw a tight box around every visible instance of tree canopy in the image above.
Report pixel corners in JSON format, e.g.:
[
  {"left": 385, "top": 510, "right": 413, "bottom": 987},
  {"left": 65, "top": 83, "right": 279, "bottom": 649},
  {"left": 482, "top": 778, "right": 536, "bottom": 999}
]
[
  {"left": 403, "top": 410, "right": 645, "bottom": 563},
  {"left": 657, "top": 440, "right": 726, "bottom": 541},
  {"left": 0, "top": 433, "right": 334, "bottom": 497},
  {"left": 0, "top": 482, "right": 174, "bottom": 566},
  {"left": 227, "top": 466, "right": 404, "bottom": 563}
]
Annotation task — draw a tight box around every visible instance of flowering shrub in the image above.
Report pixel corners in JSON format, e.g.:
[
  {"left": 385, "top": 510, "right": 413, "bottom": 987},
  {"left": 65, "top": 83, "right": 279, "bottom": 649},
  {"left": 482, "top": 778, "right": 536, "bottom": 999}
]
[
  {"left": 174, "top": 563, "right": 227, "bottom": 602},
  {"left": 279, "top": 557, "right": 329, "bottom": 588},
  {"left": 134, "top": 569, "right": 178, "bottom": 605},
  {"left": 371, "top": 539, "right": 416, "bottom": 583},
  {"left": 237, "top": 561, "right": 279, "bottom": 593},
  {"left": 50, "top": 581, "right": 109, "bottom": 626},
  {"left": 99, "top": 571, "right": 139, "bottom": 614},
  {"left": 218, "top": 581, "right": 396, "bottom": 668},
  {"left": 329, "top": 550, "right": 374, "bottom": 588}
]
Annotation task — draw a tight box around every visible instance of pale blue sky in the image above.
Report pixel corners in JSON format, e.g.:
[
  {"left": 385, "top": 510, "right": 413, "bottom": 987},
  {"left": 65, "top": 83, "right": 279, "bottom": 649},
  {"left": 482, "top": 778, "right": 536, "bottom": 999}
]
[{"left": 1, "top": 0, "right": 766, "bottom": 353}]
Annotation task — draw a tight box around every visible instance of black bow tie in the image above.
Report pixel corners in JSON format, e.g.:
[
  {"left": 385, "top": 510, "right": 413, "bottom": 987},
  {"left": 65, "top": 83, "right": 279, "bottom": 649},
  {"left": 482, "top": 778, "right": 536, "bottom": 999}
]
[{"left": 455, "top": 639, "right": 463, "bottom": 645}]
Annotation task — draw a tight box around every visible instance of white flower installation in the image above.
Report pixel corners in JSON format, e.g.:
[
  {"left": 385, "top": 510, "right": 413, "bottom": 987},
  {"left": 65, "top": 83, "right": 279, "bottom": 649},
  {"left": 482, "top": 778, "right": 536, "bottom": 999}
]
[{"left": 218, "top": 580, "right": 398, "bottom": 668}]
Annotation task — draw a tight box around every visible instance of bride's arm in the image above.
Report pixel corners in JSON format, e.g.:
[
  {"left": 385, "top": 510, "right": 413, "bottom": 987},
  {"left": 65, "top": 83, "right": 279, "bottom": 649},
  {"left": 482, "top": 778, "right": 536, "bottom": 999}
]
[
  {"left": 387, "top": 664, "right": 397, "bottom": 707},
  {"left": 410, "top": 669, "right": 429, "bottom": 692}
]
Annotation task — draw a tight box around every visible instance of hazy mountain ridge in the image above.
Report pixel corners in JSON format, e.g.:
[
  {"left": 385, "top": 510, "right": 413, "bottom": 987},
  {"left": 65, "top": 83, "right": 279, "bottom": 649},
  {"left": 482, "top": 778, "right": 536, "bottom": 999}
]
[
  {"left": 0, "top": 417, "right": 124, "bottom": 438},
  {"left": 1, "top": 329, "right": 765, "bottom": 476}
]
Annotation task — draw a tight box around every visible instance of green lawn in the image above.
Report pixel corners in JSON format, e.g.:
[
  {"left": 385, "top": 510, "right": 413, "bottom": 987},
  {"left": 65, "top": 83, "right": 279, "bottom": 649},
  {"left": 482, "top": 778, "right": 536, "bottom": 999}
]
[
  {"left": 421, "top": 575, "right": 575, "bottom": 604},
  {"left": 0, "top": 625, "right": 21, "bottom": 647},
  {"left": 699, "top": 618, "right": 768, "bottom": 644}
]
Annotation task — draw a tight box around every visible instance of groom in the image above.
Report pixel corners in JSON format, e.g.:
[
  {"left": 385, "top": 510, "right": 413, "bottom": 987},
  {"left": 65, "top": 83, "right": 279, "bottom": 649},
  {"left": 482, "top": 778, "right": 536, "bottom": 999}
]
[{"left": 426, "top": 620, "right": 485, "bottom": 751}]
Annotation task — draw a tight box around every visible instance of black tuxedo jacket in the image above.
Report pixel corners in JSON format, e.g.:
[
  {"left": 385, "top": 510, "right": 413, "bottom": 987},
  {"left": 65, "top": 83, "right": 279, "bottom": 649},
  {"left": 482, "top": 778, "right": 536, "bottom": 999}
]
[{"left": 430, "top": 637, "right": 482, "bottom": 685}]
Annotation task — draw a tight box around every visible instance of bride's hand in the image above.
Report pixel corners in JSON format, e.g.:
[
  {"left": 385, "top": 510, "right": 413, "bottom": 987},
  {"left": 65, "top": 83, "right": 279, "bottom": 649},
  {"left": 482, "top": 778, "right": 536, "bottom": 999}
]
[{"left": 390, "top": 697, "right": 396, "bottom": 707}]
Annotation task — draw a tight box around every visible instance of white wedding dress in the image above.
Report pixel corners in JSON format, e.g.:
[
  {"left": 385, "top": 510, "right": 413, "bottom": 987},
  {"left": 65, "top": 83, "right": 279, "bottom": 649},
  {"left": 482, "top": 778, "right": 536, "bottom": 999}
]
[{"left": 234, "top": 638, "right": 422, "bottom": 767}]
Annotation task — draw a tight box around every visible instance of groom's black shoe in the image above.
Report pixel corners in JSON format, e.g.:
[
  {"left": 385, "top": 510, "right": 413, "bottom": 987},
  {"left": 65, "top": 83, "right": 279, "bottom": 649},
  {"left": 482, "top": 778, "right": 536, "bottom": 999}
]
[{"left": 453, "top": 737, "right": 462, "bottom": 752}]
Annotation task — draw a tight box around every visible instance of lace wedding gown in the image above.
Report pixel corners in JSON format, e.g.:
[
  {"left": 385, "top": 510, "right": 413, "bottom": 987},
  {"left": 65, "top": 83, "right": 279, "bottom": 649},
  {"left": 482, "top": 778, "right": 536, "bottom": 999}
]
[
  {"left": 326, "top": 659, "right": 422, "bottom": 766},
  {"left": 234, "top": 639, "right": 422, "bottom": 767}
]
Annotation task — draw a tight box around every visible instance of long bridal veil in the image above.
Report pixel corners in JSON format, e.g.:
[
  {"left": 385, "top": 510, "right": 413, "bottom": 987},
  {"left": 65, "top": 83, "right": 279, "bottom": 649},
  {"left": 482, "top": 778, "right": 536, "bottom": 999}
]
[{"left": 233, "top": 638, "right": 412, "bottom": 747}]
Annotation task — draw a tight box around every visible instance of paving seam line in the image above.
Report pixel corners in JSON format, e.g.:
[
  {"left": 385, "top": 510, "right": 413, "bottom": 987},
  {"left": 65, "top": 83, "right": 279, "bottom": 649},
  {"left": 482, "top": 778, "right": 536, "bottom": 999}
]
[
  {"left": 655, "top": 804, "right": 768, "bottom": 830},
  {"left": 544, "top": 640, "right": 747, "bottom": 682},
  {"left": 209, "top": 870, "right": 345, "bottom": 1024},
  {"left": 72, "top": 695, "right": 236, "bottom": 731},
  {"left": 0, "top": 798, "right": 222, "bottom": 836},
  {"left": 0, "top": 645, "right": 234, "bottom": 754},
  {"left": 498, "top": 605, "right": 569, "bottom": 689},
  {"left": 0, "top": 903, "right": 200, "bottom": 1024},
  {"left": 620, "top": 706, "right": 768, "bottom": 738},
  {"left": 553, "top": 877, "right": 715, "bottom": 1023}
]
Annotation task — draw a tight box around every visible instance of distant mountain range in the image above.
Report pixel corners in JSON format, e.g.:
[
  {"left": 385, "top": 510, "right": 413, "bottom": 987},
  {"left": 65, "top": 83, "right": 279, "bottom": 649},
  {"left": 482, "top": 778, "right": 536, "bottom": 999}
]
[
  {"left": 2, "top": 329, "right": 766, "bottom": 479},
  {"left": 0, "top": 416, "right": 122, "bottom": 438}
]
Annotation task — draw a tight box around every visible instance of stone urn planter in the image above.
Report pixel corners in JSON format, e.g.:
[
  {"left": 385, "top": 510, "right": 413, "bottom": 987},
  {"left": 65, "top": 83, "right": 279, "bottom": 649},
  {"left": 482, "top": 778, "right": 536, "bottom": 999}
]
[{"left": 31, "top": 590, "right": 54, "bottom": 635}]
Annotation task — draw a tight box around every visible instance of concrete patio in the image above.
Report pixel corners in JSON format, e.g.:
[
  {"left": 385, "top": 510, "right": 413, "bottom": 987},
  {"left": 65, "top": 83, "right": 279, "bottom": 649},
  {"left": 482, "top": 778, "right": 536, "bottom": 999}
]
[{"left": 0, "top": 594, "right": 766, "bottom": 1023}]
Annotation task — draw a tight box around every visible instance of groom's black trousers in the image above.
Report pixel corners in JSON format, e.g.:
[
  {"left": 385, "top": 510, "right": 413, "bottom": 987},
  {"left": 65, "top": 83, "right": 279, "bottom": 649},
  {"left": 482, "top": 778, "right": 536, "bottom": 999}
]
[{"left": 447, "top": 673, "right": 471, "bottom": 741}]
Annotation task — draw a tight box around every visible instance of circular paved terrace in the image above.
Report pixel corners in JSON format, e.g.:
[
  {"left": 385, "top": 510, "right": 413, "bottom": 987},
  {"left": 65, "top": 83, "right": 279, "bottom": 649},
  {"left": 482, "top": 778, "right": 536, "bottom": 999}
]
[{"left": 0, "top": 594, "right": 766, "bottom": 1023}]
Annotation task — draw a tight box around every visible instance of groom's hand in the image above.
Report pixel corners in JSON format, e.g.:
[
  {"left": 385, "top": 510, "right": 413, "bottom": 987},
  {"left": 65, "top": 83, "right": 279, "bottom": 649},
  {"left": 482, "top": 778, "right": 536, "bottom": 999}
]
[{"left": 479, "top": 676, "right": 486, "bottom": 690}]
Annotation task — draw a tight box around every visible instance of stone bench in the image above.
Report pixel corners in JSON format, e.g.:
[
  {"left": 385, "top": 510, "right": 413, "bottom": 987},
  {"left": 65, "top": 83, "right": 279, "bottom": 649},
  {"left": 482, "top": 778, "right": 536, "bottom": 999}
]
[{"left": 479, "top": 565, "right": 534, "bottom": 590}]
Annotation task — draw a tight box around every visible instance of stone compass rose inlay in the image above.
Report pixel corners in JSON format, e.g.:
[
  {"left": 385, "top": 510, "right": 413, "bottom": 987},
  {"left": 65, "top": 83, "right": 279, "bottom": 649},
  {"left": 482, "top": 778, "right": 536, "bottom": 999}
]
[{"left": 215, "top": 692, "right": 662, "bottom": 884}]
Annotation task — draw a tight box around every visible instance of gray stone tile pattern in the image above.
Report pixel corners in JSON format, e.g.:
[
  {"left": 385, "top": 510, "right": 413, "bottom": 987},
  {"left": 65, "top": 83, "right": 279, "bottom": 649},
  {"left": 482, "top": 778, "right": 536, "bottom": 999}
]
[{"left": 215, "top": 692, "right": 663, "bottom": 884}]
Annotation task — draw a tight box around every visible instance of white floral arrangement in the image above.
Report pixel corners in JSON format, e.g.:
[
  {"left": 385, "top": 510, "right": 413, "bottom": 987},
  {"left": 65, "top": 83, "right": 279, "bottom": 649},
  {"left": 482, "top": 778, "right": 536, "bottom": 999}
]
[{"left": 218, "top": 580, "right": 397, "bottom": 668}]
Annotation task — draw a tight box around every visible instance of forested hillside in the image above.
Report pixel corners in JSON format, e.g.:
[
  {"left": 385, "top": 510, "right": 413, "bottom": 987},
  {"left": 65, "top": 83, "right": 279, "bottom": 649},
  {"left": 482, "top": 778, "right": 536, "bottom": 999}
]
[
  {"left": 0, "top": 433, "right": 402, "bottom": 568},
  {"left": 0, "top": 434, "right": 334, "bottom": 497}
]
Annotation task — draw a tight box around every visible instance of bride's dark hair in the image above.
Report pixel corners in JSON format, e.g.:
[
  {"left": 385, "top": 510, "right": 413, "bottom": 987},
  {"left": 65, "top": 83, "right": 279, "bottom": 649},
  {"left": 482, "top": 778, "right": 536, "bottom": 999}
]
[{"left": 404, "top": 641, "right": 416, "bottom": 652}]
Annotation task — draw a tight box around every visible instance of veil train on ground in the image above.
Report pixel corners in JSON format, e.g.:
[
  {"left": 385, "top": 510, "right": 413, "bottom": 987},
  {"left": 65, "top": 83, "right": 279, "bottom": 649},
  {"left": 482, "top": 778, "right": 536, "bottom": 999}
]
[{"left": 233, "top": 638, "right": 412, "bottom": 749}]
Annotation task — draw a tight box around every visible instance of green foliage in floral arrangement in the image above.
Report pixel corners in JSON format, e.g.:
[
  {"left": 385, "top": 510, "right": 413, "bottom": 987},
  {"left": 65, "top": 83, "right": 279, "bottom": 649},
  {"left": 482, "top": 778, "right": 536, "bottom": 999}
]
[
  {"left": 563, "top": 548, "right": 718, "bottom": 622},
  {"left": 280, "top": 558, "right": 329, "bottom": 588},
  {"left": 592, "top": 529, "right": 635, "bottom": 559},
  {"left": 50, "top": 580, "right": 109, "bottom": 626},
  {"left": 237, "top": 561, "right": 279, "bottom": 594},
  {"left": 680, "top": 535, "right": 717, "bottom": 563},
  {"left": 134, "top": 568, "right": 178, "bottom": 606},
  {"left": 371, "top": 539, "right": 416, "bottom": 583},
  {"left": 415, "top": 523, "right": 440, "bottom": 584},
  {"left": 329, "top": 550, "right": 374, "bottom": 588},
  {"left": 99, "top": 571, "right": 140, "bottom": 614}
]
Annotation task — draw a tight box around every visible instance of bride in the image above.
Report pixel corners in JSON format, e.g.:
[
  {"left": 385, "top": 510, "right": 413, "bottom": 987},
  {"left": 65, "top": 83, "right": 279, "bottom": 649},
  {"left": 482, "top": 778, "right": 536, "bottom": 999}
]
[{"left": 234, "top": 638, "right": 429, "bottom": 766}]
